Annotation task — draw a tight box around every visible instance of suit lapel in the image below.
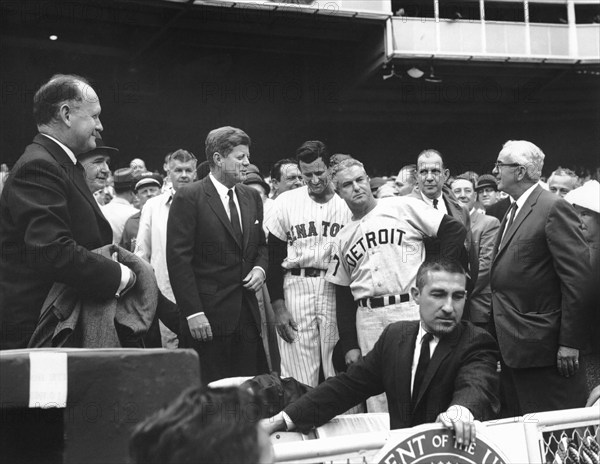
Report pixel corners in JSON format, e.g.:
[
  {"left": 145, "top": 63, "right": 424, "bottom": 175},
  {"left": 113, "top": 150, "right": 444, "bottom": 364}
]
[
  {"left": 398, "top": 322, "right": 419, "bottom": 403},
  {"left": 34, "top": 134, "right": 109, "bottom": 227},
  {"left": 203, "top": 177, "right": 242, "bottom": 248},
  {"left": 494, "top": 186, "right": 541, "bottom": 260},
  {"left": 237, "top": 186, "right": 253, "bottom": 251},
  {"left": 413, "top": 326, "right": 460, "bottom": 410}
]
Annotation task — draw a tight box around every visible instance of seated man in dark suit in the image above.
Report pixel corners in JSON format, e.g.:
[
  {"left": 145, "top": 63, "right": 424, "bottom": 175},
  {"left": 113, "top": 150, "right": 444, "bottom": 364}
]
[{"left": 263, "top": 259, "right": 500, "bottom": 448}]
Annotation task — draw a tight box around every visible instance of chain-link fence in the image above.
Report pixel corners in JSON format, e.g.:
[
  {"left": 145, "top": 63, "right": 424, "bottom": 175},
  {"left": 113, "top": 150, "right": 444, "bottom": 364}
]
[{"left": 542, "top": 423, "right": 599, "bottom": 464}]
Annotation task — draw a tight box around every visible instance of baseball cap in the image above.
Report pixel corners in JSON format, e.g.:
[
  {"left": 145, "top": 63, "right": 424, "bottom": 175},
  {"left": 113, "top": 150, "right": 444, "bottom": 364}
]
[
  {"left": 134, "top": 172, "right": 164, "bottom": 192},
  {"left": 475, "top": 174, "right": 498, "bottom": 191}
]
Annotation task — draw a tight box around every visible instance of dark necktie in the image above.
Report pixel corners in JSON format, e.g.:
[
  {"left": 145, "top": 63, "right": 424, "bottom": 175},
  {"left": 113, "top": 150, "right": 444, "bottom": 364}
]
[
  {"left": 412, "top": 332, "right": 434, "bottom": 403},
  {"left": 227, "top": 189, "right": 242, "bottom": 243},
  {"left": 432, "top": 198, "right": 439, "bottom": 209},
  {"left": 500, "top": 202, "right": 518, "bottom": 246}
]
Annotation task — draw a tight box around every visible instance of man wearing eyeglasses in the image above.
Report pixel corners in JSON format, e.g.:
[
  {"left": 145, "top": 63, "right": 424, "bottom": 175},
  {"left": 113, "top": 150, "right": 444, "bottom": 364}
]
[
  {"left": 490, "top": 140, "right": 590, "bottom": 416},
  {"left": 135, "top": 149, "right": 197, "bottom": 348}
]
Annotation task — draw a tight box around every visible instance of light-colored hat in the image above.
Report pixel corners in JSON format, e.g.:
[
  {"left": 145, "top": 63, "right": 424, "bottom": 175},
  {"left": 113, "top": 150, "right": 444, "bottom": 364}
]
[{"left": 564, "top": 180, "right": 600, "bottom": 214}]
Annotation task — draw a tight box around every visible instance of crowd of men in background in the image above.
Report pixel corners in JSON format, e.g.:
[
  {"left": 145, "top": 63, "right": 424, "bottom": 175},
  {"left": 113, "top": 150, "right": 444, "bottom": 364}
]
[{"left": 0, "top": 76, "right": 598, "bottom": 457}]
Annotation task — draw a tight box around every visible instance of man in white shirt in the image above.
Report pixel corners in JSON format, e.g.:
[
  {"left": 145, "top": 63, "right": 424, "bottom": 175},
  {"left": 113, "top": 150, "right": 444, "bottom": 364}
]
[
  {"left": 264, "top": 259, "right": 500, "bottom": 449},
  {"left": 407, "top": 149, "right": 477, "bottom": 295},
  {"left": 135, "top": 149, "right": 196, "bottom": 347},
  {"left": 102, "top": 167, "right": 138, "bottom": 244}
]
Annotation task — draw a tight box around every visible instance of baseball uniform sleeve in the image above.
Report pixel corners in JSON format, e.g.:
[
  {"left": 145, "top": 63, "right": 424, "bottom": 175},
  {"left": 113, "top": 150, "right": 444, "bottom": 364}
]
[
  {"left": 401, "top": 196, "right": 445, "bottom": 237},
  {"left": 325, "top": 234, "right": 351, "bottom": 286},
  {"left": 264, "top": 196, "right": 287, "bottom": 241}
]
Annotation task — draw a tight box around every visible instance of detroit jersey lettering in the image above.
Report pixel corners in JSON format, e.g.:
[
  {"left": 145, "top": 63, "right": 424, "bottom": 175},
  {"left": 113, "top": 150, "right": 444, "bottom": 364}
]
[{"left": 327, "top": 196, "right": 446, "bottom": 299}]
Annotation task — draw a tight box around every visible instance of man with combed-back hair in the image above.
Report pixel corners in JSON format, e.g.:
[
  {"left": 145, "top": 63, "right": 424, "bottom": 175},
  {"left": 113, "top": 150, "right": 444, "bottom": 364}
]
[
  {"left": 265, "top": 141, "right": 352, "bottom": 387},
  {"left": 328, "top": 158, "right": 466, "bottom": 413},
  {"left": 167, "top": 127, "right": 269, "bottom": 383},
  {"left": 0, "top": 74, "right": 135, "bottom": 349},
  {"left": 264, "top": 259, "right": 500, "bottom": 447},
  {"left": 491, "top": 140, "right": 591, "bottom": 416}
]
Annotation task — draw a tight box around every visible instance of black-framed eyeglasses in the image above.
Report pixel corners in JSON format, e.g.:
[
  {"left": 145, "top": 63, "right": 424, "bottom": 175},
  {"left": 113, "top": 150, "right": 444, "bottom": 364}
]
[{"left": 494, "top": 161, "right": 521, "bottom": 169}]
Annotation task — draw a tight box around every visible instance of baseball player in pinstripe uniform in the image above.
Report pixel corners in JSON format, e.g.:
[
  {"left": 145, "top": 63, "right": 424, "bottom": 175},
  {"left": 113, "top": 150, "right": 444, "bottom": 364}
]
[
  {"left": 265, "top": 141, "right": 352, "bottom": 387},
  {"left": 328, "top": 159, "right": 467, "bottom": 411}
]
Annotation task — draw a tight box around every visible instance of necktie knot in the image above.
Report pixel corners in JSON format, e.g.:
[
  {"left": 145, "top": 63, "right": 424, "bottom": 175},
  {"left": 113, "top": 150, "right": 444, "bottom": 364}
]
[
  {"left": 422, "top": 332, "right": 434, "bottom": 345},
  {"left": 432, "top": 198, "right": 439, "bottom": 209}
]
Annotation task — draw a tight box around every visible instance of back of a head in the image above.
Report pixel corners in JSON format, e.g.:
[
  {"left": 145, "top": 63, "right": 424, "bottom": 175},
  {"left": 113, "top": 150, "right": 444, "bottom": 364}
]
[
  {"left": 130, "top": 387, "right": 268, "bottom": 464},
  {"left": 33, "top": 74, "right": 91, "bottom": 127},
  {"left": 296, "top": 140, "right": 330, "bottom": 166}
]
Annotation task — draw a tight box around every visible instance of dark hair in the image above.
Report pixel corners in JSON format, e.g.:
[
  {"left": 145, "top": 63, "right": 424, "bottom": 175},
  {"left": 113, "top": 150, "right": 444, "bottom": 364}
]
[
  {"left": 205, "top": 126, "right": 251, "bottom": 166},
  {"left": 270, "top": 158, "right": 298, "bottom": 181},
  {"left": 415, "top": 258, "right": 466, "bottom": 290},
  {"left": 33, "top": 74, "right": 92, "bottom": 126},
  {"left": 296, "top": 140, "right": 330, "bottom": 166},
  {"left": 130, "top": 386, "right": 265, "bottom": 464},
  {"left": 417, "top": 149, "right": 445, "bottom": 168}
]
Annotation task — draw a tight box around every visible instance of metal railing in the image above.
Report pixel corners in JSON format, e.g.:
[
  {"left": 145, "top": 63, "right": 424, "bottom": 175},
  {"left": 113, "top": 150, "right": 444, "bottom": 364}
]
[{"left": 272, "top": 407, "right": 600, "bottom": 463}]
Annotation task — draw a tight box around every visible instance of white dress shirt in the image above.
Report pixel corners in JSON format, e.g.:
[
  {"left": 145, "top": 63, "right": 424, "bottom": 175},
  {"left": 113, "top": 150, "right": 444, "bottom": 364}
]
[
  {"left": 411, "top": 324, "right": 440, "bottom": 396},
  {"left": 40, "top": 133, "right": 77, "bottom": 164},
  {"left": 420, "top": 191, "right": 448, "bottom": 215},
  {"left": 209, "top": 173, "right": 242, "bottom": 231}
]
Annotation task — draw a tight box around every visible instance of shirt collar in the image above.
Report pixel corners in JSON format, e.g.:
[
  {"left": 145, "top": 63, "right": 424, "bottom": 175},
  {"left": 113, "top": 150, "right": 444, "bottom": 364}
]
[
  {"left": 40, "top": 133, "right": 77, "bottom": 165},
  {"left": 512, "top": 182, "right": 538, "bottom": 211},
  {"left": 163, "top": 188, "right": 175, "bottom": 205},
  {"left": 209, "top": 172, "right": 235, "bottom": 197},
  {"left": 420, "top": 191, "right": 443, "bottom": 208},
  {"left": 417, "top": 323, "right": 439, "bottom": 345}
]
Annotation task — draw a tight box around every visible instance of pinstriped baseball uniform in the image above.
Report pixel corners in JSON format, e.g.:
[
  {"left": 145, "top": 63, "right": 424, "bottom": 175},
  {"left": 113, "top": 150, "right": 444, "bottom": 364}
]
[
  {"left": 326, "top": 195, "right": 446, "bottom": 411},
  {"left": 265, "top": 186, "right": 352, "bottom": 386}
]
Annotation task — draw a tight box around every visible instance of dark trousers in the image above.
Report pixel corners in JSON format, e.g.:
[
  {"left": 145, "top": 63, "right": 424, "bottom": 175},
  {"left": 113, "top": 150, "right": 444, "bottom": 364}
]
[
  {"left": 500, "top": 360, "right": 588, "bottom": 418},
  {"left": 180, "top": 299, "right": 268, "bottom": 385}
]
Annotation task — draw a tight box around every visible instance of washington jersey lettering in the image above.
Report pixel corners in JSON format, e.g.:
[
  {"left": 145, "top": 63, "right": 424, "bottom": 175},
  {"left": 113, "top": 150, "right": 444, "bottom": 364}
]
[{"left": 265, "top": 186, "right": 352, "bottom": 269}]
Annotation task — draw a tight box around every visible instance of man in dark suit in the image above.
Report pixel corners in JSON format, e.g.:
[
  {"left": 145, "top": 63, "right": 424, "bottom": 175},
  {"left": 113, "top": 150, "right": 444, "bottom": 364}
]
[
  {"left": 166, "top": 126, "right": 269, "bottom": 384},
  {"left": 0, "top": 74, "right": 134, "bottom": 350},
  {"left": 451, "top": 175, "right": 500, "bottom": 328},
  {"left": 264, "top": 259, "right": 500, "bottom": 447},
  {"left": 490, "top": 140, "right": 590, "bottom": 416},
  {"left": 408, "top": 149, "right": 478, "bottom": 294}
]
